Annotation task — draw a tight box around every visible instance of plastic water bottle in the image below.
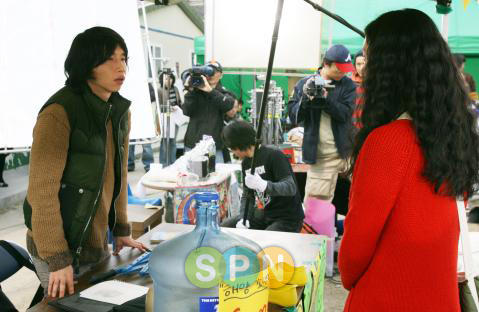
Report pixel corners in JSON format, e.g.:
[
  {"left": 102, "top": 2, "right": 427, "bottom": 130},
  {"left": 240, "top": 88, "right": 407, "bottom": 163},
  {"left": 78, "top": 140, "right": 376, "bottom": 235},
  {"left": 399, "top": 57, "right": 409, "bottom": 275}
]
[
  {"left": 149, "top": 192, "right": 262, "bottom": 311},
  {"left": 206, "top": 137, "right": 216, "bottom": 174}
]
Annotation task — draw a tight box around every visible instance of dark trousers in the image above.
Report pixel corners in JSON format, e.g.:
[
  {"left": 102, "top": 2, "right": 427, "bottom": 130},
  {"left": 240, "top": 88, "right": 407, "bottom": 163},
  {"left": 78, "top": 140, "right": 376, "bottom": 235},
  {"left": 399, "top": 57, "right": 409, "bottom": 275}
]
[
  {"left": 221, "top": 213, "right": 303, "bottom": 233},
  {"left": 0, "top": 153, "right": 8, "bottom": 183}
]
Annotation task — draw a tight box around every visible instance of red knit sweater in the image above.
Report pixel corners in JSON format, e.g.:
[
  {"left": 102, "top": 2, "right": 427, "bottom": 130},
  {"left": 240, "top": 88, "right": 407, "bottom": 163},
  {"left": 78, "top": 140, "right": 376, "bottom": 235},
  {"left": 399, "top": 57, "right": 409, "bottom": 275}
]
[{"left": 338, "top": 120, "right": 460, "bottom": 311}]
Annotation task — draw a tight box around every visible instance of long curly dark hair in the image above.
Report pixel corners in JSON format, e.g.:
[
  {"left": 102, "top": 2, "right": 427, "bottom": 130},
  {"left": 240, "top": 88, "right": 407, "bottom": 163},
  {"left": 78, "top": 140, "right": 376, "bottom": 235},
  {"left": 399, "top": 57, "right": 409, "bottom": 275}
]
[{"left": 352, "top": 9, "right": 479, "bottom": 197}]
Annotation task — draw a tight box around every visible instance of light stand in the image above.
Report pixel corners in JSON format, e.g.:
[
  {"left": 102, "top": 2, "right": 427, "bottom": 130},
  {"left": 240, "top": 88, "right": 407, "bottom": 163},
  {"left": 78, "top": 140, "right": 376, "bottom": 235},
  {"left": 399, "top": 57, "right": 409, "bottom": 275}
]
[{"left": 243, "top": 0, "right": 365, "bottom": 225}]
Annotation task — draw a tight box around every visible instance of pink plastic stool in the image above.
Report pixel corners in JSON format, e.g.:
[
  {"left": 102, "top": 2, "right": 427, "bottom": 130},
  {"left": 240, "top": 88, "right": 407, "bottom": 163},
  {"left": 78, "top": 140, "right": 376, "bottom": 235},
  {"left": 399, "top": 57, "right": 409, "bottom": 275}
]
[{"left": 305, "top": 197, "right": 336, "bottom": 277}]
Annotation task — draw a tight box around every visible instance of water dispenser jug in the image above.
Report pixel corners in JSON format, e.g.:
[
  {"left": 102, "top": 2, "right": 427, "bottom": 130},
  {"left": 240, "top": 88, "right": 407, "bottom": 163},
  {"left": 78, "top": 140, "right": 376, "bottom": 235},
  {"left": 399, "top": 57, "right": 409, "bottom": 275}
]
[{"left": 149, "top": 191, "right": 262, "bottom": 311}]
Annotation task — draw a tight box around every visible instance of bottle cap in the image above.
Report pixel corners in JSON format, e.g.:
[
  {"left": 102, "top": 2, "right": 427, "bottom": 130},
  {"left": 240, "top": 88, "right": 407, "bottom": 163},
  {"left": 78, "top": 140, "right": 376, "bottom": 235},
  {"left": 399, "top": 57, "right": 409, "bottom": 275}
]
[{"left": 194, "top": 191, "right": 219, "bottom": 202}]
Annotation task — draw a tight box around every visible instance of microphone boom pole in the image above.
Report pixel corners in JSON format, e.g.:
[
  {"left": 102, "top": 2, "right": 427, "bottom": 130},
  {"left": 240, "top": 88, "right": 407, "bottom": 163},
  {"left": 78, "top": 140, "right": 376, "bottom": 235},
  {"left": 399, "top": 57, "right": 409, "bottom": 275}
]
[
  {"left": 243, "top": 0, "right": 285, "bottom": 225},
  {"left": 302, "top": 0, "right": 365, "bottom": 38}
]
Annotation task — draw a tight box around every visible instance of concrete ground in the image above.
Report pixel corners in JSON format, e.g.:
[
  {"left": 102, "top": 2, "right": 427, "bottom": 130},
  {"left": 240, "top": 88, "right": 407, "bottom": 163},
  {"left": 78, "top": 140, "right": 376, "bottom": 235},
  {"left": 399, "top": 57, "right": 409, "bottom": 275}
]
[{"left": 1, "top": 159, "right": 478, "bottom": 311}]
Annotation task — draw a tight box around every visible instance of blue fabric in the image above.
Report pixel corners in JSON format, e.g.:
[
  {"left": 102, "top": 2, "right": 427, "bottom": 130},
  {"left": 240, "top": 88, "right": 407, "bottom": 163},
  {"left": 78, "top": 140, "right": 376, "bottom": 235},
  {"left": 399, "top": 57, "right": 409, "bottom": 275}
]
[
  {"left": 128, "top": 143, "right": 154, "bottom": 171},
  {"left": 141, "top": 144, "right": 154, "bottom": 171},
  {"left": 336, "top": 219, "right": 344, "bottom": 236},
  {"left": 127, "top": 184, "right": 162, "bottom": 206},
  {"left": 128, "top": 144, "right": 135, "bottom": 169}
]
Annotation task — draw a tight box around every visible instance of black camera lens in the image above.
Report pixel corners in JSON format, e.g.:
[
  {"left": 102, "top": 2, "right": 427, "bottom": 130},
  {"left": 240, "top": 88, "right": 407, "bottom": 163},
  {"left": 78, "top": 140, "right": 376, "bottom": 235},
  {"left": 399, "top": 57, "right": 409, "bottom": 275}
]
[{"left": 191, "top": 74, "right": 205, "bottom": 87}]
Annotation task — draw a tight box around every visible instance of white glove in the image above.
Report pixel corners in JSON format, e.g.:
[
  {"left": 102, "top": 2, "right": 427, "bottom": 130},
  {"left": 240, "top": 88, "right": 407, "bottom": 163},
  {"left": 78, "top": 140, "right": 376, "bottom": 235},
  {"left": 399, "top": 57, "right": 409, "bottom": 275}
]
[
  {"left": 245, "top": 172, "right": 268, "bottom": 193},
  {"left": 236, "top": 218, "right": 250, "bottom": 229}
]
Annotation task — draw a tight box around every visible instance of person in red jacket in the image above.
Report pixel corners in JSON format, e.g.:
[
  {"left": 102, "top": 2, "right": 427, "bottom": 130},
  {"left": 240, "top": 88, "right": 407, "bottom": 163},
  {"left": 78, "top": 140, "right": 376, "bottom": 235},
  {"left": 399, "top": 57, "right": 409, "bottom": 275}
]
[{"left": 338, "top": 9, "right": 479, "bottom": 311}]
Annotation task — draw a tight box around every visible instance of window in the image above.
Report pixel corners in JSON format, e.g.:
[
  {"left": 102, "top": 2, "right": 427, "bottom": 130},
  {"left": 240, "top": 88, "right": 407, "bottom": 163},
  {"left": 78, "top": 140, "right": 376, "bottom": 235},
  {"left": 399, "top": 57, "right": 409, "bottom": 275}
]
[
  {"left": 191, "top": 50, "right": 196, "bottom": 67},
  {"left": 147, "top": 45, "right": 163, "bottom": 78}
]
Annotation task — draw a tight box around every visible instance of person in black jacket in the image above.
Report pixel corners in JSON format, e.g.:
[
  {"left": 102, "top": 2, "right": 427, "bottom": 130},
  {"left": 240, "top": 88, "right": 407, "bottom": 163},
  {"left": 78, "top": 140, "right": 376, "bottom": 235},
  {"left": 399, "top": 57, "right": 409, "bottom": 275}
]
[
  {"left": 220, "top": 120, "right": 304, "bottom": 232},
  {"left": 288, "top": 44, "right": 356, "bottom": 202},
  {"left": 182, "top": 61, "right": 236, "bottom": 162}
]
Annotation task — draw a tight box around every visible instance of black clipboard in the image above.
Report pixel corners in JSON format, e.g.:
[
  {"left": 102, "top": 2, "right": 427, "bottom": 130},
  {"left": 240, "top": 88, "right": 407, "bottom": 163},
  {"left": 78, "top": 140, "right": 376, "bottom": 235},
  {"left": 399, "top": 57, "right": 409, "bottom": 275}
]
[{"left": 48, "top": 293, "right": 116, "bottom": 312}]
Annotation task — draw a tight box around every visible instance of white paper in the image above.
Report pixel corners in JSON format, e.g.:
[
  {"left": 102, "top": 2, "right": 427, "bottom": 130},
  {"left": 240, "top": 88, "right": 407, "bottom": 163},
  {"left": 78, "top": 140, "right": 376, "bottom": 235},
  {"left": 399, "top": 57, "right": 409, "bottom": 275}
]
[{"left": 79, "top": 280, "right": 148, "bottom": 305}]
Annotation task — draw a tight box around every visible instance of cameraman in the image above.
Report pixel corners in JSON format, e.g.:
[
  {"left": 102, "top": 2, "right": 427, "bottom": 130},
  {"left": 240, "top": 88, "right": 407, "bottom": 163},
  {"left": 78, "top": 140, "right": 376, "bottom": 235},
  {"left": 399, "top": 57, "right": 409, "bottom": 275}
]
[
  {"left": 288, "top": 44, "right": 356, "bottom": 202},
  {"left": 182, "top": 61, "right": 236, "bottom": 162}
]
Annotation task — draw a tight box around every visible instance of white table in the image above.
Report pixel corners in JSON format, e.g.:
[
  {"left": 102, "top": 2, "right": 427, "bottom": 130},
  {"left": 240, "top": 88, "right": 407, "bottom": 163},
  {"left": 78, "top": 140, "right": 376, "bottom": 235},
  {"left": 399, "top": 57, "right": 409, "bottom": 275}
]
[{"left": 149, "top": 223, "right": 326, "bottom": 268}]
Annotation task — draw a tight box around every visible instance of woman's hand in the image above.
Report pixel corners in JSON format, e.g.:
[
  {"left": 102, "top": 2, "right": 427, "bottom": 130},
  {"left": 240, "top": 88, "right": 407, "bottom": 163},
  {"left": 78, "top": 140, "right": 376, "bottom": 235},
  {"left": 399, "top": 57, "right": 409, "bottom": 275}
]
[
  {"left": 48, "top": 265, "right": 74, "bottom": 298},
  {"left": 113, "top": 236, "right": 149, "bottom": 255}
]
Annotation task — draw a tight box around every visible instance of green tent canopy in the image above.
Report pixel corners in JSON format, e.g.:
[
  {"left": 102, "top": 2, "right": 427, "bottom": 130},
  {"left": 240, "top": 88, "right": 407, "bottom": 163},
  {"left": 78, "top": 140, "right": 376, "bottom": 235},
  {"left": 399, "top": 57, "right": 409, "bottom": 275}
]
[{"left": 320, "top": 0, "right": 479, "bottom": 54}]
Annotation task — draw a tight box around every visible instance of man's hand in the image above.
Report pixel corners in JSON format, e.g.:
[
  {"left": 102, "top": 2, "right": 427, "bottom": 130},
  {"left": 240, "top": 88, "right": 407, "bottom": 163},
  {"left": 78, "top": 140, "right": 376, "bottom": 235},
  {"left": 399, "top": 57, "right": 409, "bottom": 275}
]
[
  {"left": 303, "top": 76, "right": 329, "bottom": 101},
  {"left": 113, "top": 236, "right": 149, "bottom": 256},
  {"left": 198, "top": 76, "right": 213, "bottom": 93},
  {"left": 323, "top": 89, "right": 329, "bottom": 98},
  {"left": 245, "top": 172, "right": 268, "bottom": 193},
  {"left": 184, "top": 76, "right": 192, "bottom": 88},
  {"left": 48, "top": 265, "right": 74, "bottom": 298}
]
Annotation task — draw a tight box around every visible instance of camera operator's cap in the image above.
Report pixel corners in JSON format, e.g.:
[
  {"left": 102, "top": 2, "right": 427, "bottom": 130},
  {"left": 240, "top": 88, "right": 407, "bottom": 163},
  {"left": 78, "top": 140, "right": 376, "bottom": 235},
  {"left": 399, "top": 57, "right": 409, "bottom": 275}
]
[
  {"left": 208, "top": 61, "right": 223, "bottom": 73},
  {"left": 324, "top": 44, "right": 355, "bottom": 73}
]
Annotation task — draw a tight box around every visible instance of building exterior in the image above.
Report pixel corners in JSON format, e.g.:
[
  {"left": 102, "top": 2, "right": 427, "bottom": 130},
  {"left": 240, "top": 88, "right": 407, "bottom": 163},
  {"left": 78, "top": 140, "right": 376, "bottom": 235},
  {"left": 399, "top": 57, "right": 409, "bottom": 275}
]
[{"left": 139, "top": 2, "right": 204, "bottom": 80}]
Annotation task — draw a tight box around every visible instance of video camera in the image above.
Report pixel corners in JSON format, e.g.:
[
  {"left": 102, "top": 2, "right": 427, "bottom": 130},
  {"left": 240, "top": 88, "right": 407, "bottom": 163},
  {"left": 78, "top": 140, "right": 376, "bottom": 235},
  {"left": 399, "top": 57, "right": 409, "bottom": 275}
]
[
  {"left": 181, "top": 65, "right": 216, "bottom": 88},
  {"left": 304, "top": 75, "right": 335, "bottom": 99}
]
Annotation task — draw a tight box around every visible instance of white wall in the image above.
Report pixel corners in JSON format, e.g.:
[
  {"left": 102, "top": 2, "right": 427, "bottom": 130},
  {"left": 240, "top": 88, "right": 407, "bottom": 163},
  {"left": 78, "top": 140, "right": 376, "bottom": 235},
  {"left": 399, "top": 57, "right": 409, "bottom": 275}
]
[
  {"left": 141, "top": 5, "right": 203, "bottom": 77},
  {"left": 0, "top": 0, "right": 156, "bottom": 148}
]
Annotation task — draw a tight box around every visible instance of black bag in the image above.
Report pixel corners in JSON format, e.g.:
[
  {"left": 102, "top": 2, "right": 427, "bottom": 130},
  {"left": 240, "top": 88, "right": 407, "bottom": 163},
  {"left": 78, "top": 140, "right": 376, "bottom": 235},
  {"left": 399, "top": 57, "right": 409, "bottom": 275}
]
[
  {"left": 0, "top": 285, "right": 17, "bottom": 312},
  {"left": 0, "top": 240, "right": 44, "bottom": 309},
  {"left": 48, "top": 293, "right": 146, "bottom": 312},
  {"left": 49, "top": 293, "right": 116, "bottom": 312}
]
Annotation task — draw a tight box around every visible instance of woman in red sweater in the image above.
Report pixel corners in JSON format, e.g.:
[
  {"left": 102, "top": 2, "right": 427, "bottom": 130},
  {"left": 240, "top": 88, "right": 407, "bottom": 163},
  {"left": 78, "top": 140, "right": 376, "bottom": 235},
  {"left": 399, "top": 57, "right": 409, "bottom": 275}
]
[{"left": 338, "top": 9, "right": 479, "bottom": 311}]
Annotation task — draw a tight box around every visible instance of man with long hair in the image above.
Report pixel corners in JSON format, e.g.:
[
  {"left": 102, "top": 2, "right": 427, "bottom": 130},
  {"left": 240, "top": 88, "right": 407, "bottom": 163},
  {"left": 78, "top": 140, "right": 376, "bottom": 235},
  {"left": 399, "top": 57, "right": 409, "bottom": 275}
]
[
  {"left": 338, "top": 9, "right": 479, "bottom": 311},
  {"left": 24, "top": 27, "right": 147, "bottom": 298}
]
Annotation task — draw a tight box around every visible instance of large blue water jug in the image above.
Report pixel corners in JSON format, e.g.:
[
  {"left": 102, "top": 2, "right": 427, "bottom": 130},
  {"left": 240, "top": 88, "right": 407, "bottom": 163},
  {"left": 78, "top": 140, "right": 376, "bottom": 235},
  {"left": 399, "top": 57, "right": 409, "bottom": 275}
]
[{"left": 149, "top": 192, "right": 262, "bottom": 311}]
